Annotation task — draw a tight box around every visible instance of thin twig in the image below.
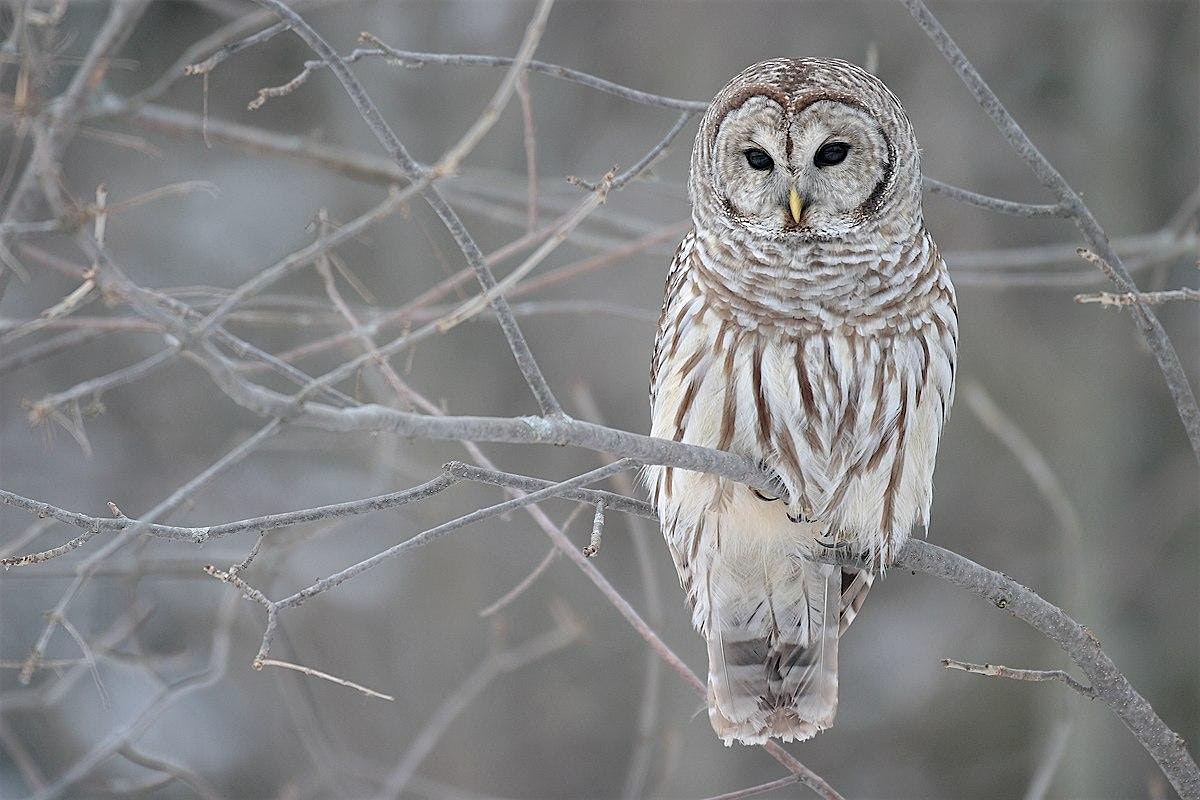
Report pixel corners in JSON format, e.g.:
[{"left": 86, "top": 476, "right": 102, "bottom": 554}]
[
  {"left": 1024, "top": 721, "right": 1072, "bottom": 800},
  {"left": 117, "top": 745, "right": 225, "bottom": 800},
  {"left": 254, "top": 658, "right": 394, "bottom": 702},
  {"left": 582, "top": 500, "right": 605, "bottom": 557},
  {"left": 515, "top": 71, "right": 538, "bottom": 231},
  {"left": 1075, "top": 286, "right": 1200, "bottom": 307},
  {"left": 477, "top": 545, "right": 559, "bottom": 618},
  {"left": 941, "top": 658, "right": 1096, "bottom": 699},
  {"left": 696, "top": 775, "right": 803, "bottom": 800},
  {"left": 184, "top": 20, "right": 290, "bottom": 76},
  {"left": 0, "top": 473, "right": 458, "bottom": 563},
  {"left": 923, "top": 177, "right": 1068, "bottom": 218},
  {"left": 374, "top": 609, "right": 580, "bottom": 798}
]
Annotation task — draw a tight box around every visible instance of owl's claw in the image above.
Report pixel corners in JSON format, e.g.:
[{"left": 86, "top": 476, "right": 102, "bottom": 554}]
[
  {"left": 752, "top": 462, "right": 788, "bottom": 504},
  {"left": 814, "top": 534, "right": 859, "bottom": 565}
]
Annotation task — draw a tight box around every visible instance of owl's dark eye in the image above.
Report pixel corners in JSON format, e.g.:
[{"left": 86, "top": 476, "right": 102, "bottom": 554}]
[
  {"left": 814, "top": 142, "right": 850, "bottom": 167},
  {"left": 743, "top": 148, "right": 774, "bottom": 171}
]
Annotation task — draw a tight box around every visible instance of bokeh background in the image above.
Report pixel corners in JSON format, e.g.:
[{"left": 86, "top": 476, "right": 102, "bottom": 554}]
[{"left": 1, "top": 1, "right": 1198, "bottom": 798}]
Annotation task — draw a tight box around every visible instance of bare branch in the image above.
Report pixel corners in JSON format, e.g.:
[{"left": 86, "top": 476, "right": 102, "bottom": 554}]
[
  {"left": 117, "top": 745, "right": 225, "bottom": 800},
  {"left": 573, "top": 112, "right": 694, "bottom": 192},
  {"left": 1075, "top": 286, "right": 1200, "bottom": 307},
  {"left": 444, "top": 462, "right": 654, "bottom": 518},
  {"left": 896, "top": 542, "right": 1199, "bottom": 798},
  {"left": 697, "top": 775, "right": 803, "bottom": 800},
  {"left": 432, "top": 0, "right": 555, "bottom": 178},
  {"left": 255, "top": 658, "right": 395, "bottom": 702},
  {"left": 330, "top": 36, "right": 707, "bottom": 112},
  {"left": 922, "top": 177, "right": 1068, "bottom": 218},
  {"left": 184, "top": 20, "right": 290, "bottom": 77},
  {"left": 900, "top": 0, "right": 1200, "bottom": 465},
  {"left": 477, "top": 545, "right": 559, "bottom": 618},
  {"left": 26, "top": 596, "right": 238, "bottom": 800},
  {"left": 515, "top": 72, "right": 538, "bottom": 231},
  {"left": 252, "top": 0, "right": 564, "bottom": 416},
  {"left": 25, "top": 347, "right": 179, "bottom": 424},
  {"left": 374, "top": 609, "right": 580, "bottom": 798},
  {"left": 12, "top": 420, "right": 282, "bottom": 685},
  {"left": 941, "top": 658, "right": 1096, "bottom": 700},
  {"left": 0, "top": 473, "right": 458, "bottom": 563},
  {"left": 582, "top": 500, "right": 605, "bottom": 557},
  {"left": 272, "top": 459, "right": 637, "bottom": 611}
]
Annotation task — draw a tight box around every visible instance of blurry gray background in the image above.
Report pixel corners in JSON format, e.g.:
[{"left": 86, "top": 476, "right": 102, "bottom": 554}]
[{"left": 1, "top": 1, "right": 1197, "bottom": 798}]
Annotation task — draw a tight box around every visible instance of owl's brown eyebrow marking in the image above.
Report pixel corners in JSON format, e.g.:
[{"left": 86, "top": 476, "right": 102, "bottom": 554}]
[
  {"left": 791, "top": 91, "right": 868, "bottom": 115},
  {"left": 709, "top": 87, "right": 790, "bottom": 149}
]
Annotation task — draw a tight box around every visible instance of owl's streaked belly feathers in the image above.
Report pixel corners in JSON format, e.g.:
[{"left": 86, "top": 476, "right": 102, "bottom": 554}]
[{"left": 647, "top": 227, "right": 957, "bottom": 615}]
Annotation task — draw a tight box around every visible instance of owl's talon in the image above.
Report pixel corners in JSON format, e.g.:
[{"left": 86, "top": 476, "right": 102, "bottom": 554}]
[{"left": 753, "top": 461, "right": 788, "bottom": 504}]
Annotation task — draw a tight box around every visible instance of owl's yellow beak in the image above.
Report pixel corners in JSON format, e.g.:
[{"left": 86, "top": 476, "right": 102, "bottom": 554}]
[{"left": 788, "top": 188, "right": 805, "bottom": 225}]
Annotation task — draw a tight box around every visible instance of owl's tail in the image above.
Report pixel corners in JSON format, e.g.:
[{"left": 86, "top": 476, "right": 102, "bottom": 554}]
[{"left": 705, "top": 559, "right": 874, "bottom": 745}]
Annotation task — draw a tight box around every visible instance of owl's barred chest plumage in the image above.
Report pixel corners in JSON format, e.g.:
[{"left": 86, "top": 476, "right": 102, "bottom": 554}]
[
  {"left": 648, "top": 56, "right": 957, "bottom": 745},
  {"left": 650, "top": 226, "right": 957, "bottom": 565}
]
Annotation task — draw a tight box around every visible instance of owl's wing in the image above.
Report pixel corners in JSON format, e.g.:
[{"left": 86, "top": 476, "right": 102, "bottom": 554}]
[{"left": 649, "top": 230, "right": 696, "bottom": 406}]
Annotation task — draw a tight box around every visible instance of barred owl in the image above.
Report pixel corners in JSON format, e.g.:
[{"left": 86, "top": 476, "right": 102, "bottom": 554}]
[{"left": 646, "top": 58, "right": 957, "bottom": 745}]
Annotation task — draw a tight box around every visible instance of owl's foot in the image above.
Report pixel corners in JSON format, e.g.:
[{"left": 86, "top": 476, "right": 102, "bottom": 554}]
[
  {"left": 814, "top": 529, "right": 838, "bottom": 548},
  {"left": 815, "top": 530, "right": 875, "bottom": 566},
  {"left": 751, "top": 461, "right": 788, "bottom": 503}
]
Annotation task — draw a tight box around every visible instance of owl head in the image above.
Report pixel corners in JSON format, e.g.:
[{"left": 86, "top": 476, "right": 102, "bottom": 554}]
[{"left": 690, "top": 58, "right": 922, "bottom": 243}]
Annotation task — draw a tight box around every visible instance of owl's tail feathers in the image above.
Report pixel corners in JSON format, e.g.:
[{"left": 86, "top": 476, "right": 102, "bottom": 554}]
[
  {"left": 838, "top": 566, "right": 874, "bottom": 636},
  {"left": 705, "top": 561, "right": 841, "bottom": 746}
]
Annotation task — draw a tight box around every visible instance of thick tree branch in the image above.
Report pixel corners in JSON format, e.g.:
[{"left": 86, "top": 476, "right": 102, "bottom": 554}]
[{"left": 895, "top": 542, "right": 1199, "bottom": 798}]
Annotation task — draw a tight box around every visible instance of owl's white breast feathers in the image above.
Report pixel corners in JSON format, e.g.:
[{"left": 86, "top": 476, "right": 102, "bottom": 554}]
[{"left": 648, "top": 227, "right": 957, "bottom": 579}]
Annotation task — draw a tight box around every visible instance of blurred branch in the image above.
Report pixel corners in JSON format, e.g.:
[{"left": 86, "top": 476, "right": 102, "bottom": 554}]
[
  {"left": 252, "top": 0, "right": 564, "bottom": 417},
  {"left": 698, "top": 775, "right": 803, "bottom": 800},
  {"left": 116, "top": 745, "right": 226, "bottom": 800},
  {"left": 1, "top": 0, "right": 150, "bottom": 261},
  {"left": 373, "top": 608, "right": 581, "bottom": 799},
  {"left": 964, "top": 381, "right": 1085, "bottom": 796},
  {"left": 1024, "top": 722, "right": 1073, "bottom": 800},
  {"left": 964, "top": 383, "right": 1084, "bottom": 609},
  {"left": 26, "top": 594, "right": 238, "bottom": 800},
  {"left": 899, "top": 0, "right": 1200, "bottom": 467},
  {"left": 477, "top": 544, "right": 560, "bottom": 618}
]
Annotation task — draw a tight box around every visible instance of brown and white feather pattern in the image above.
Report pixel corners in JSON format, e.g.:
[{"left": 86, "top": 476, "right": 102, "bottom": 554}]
[{"left": 646, "top": 58, "right": 957, "bottom": 745}]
